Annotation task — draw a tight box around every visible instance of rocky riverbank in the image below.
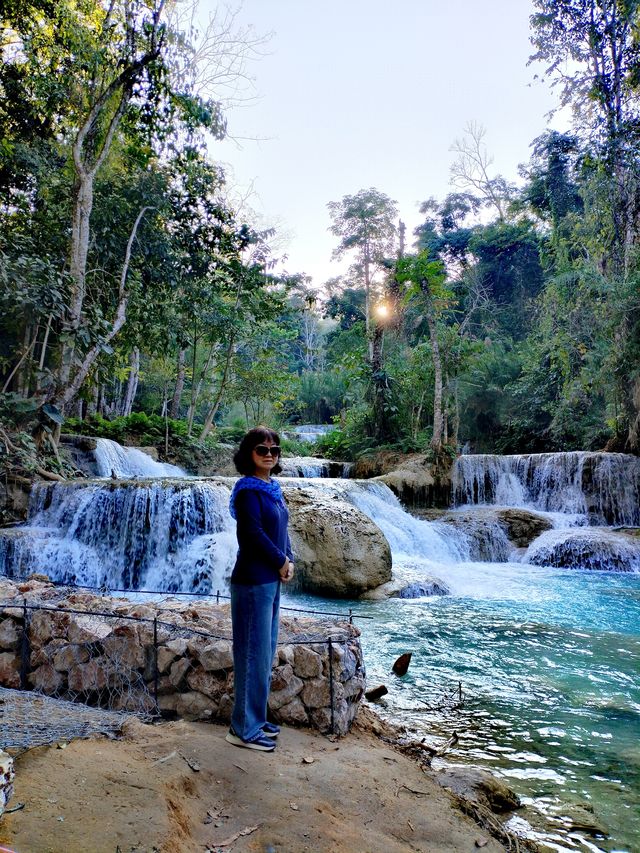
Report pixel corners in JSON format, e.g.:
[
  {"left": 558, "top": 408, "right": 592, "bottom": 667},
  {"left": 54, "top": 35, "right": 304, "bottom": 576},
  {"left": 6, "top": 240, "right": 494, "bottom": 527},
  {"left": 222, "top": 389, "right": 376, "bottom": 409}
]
[{"left": 0, "top": 706, "right": 516, "bottom": 853}]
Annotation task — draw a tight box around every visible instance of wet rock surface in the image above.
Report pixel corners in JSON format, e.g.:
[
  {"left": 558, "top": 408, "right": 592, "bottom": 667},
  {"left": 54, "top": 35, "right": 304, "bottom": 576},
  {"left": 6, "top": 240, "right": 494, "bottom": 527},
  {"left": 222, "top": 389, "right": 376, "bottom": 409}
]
[
  {"left": 523, "top": 527, "right": 640, "bottom": 571},
  {"left": 435, "top": 766, "right": 521, "bottom": 814}
]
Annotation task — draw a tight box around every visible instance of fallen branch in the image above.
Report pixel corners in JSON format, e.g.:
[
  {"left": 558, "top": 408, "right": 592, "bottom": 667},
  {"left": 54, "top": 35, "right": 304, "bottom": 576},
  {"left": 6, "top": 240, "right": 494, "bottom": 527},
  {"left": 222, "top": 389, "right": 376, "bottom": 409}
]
[
  {"left": 394, "top": 784, "right": 429, "bottom": 797},
  {"left": 35, "top": 467, "right": 65, "bottom": 482},
  {"left": 435, "top": 731, "right": 459, "bottom": 757},
  {"left": 453, "top": 795, "right": 535, "bottom": 852},
  {"left": 212, "top": 824, "right": 260, "bottom": 848}
]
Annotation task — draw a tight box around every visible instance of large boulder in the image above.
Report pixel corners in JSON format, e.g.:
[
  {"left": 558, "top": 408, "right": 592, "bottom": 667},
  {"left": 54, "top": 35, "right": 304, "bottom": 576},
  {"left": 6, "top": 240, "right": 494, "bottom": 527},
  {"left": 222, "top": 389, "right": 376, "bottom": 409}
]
[
  {"left": 285, "top": 488, "right": 392, "bottom": 597},
  {"left": 59, "top": 434, "right": 99, "bottom": 475},
  {"left": 361, "top": 575, "right": 450, "bottom": 601},
  {"left": 495, "top": 508, "right": 553, "bottom": 547},
  {"left": 370, "top": 454, "right": 453, "bottom": 508},
  {"left": 436, "top": 506, "right": 553, "bottom": 558}
]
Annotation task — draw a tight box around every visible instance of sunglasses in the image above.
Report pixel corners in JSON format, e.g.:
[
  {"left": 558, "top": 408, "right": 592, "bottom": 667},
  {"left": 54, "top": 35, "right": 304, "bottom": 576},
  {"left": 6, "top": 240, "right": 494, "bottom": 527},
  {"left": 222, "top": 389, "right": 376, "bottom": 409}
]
[{"left": 253, "top": 444, "right": 281, "bottom": 457}]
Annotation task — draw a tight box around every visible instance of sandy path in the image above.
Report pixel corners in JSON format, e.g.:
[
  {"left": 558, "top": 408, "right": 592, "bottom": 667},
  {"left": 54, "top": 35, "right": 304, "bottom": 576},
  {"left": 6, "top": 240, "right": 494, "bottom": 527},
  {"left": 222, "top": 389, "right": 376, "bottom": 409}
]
[{"left": 0, "top": 717, "right": 505, "bottom": 853}]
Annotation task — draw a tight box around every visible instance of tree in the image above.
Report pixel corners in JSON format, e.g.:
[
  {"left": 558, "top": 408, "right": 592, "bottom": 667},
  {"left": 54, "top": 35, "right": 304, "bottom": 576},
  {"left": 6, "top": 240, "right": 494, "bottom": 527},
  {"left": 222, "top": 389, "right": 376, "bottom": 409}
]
[
  {"left": 450, "top": 122, "right": 514, "bottom": 221},
  {"left": 327, "top": 188, "right": 398, "bottom": 354},
  {"left": 530, "top": 0, "right": 640, "bottom": 451},
  {"left": 397, "top": 252, "right": 454, "bottom": 451}
]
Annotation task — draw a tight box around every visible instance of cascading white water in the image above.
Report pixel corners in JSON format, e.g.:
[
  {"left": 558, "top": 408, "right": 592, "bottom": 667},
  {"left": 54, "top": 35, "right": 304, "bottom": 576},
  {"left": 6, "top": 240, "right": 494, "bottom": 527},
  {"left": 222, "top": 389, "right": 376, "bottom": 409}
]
[
  {"left": 283, "top": 478, "right": 471, "bottom": 589},
  {"left": 93, "top": 437, "right": 186, "bottom": 478},
  {"left": 283, "top": 424, "right": 334, "bottom": 444},
  {"left": 2, "top": 444, "right": 639, "bottom": 593},
  {"left": 453, "top": 451, "right": 640, "bottom": 526},
  {"left": 0, "top": 476, "right": 472, "bottom": 592},
  {"left": 279, "top": 457, "right": 352, "bottom": 478},
  {"left": 0, "top": 479, "right": 235, "bottom": 592},
  {"left": 280, "top": 457, "right": 330, "bottom": 478}
]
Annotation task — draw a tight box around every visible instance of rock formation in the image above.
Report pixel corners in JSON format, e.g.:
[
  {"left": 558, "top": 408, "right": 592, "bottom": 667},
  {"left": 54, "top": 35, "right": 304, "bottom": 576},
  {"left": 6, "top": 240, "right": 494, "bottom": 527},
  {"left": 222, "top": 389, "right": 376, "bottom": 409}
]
[{"left": 284, "top": 488, "right": 392, "bottom": 596}]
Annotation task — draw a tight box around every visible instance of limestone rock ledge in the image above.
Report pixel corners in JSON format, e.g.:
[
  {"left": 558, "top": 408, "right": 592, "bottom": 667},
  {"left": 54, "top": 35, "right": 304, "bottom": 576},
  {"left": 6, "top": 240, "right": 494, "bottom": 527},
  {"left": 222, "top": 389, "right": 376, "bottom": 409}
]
[{"left": 0, "top": 577, "right": 365, "bottom": 736}]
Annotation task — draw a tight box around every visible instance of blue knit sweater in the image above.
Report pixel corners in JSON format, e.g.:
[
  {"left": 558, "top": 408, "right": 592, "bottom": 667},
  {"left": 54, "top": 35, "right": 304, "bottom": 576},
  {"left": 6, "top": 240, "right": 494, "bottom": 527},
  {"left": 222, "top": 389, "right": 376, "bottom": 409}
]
[{"left": 230, "top": 486, "right": 294, "bottom": 585}]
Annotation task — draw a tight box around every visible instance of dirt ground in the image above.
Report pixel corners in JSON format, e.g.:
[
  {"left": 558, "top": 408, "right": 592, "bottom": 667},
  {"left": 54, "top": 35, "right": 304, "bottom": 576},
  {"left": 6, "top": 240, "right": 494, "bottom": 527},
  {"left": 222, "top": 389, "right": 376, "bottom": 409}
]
[{"left": 0, "top": 713, "right": 506, "bottom": 853}]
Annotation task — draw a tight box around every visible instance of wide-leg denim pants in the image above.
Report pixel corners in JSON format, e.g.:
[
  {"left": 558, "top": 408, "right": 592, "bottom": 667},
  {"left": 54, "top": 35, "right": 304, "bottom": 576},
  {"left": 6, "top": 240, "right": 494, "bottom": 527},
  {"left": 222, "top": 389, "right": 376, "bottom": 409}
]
[{"left": 230, "top": 580, "right": 280, "bottom": 741}]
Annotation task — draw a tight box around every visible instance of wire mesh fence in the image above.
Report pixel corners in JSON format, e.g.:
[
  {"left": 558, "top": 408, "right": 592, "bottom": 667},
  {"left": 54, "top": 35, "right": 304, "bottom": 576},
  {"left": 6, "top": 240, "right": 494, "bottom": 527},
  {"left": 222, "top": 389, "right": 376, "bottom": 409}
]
[{"left": 0, "top": 686, "right": 130, "bottom": 751}]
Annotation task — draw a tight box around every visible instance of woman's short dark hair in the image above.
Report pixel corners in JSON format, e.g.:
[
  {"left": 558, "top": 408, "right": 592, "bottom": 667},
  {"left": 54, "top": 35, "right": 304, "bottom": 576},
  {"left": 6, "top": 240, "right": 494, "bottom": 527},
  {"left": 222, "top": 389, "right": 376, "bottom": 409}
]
[{"left": 233, "top": 426, "right": 282, "bottom": 476}]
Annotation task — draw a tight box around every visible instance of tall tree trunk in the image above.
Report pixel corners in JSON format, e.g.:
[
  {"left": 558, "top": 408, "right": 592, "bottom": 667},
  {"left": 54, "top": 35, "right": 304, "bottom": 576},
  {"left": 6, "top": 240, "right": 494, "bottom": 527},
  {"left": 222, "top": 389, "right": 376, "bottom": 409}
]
[
  {"left": 427, "top": 312, "right": 443, "bottom": 451},
  {"left": 371, "top": 323, "right": 390, "bottom": 442},
  {"left": 59, "top": 207, "right": 149, "bottom": 409},
  {"left": 16, "top": 322, "right": 36, "bottom": 396},
  {"left": 186, "top": 333, "right": 199, "bottom": 435},
  {"left": 452, "top": 379, "right": 460, "bottom": 450},
  {"left": 169, "top": 349, "right": 186, "bottom": 419},
  {"left": 87, "top": 380, "right": 99, "bottom": 416},
  {"left": 199, "top": 336, "right": 235, "bottom": 441},
  {"left": 38, "top": 314, "right": 53, "bottom": 372},
  {"left": 53, "top": 4, "right": 165, "bottom": 410},
  {"left": 59, "top": 174, "right": 94, "bottom": 393},
  {"left": 413, "top": 390, "right": 426, "bottom": 440},
  {"left": 121, "top": 347, "right": 140, "bottom": 416},
  {"left": 187, "top": 342, "right": 216, "bottom": 436},
  {"left": 364, "top": 244, "right": 373, "bottom": 361}
]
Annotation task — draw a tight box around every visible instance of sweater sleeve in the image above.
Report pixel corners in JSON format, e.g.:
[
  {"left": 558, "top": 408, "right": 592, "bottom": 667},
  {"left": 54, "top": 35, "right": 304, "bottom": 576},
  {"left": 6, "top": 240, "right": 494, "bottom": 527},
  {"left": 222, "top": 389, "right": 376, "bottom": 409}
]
[{"left": 235, "top": 489, "right": 287, "bottom": 571}]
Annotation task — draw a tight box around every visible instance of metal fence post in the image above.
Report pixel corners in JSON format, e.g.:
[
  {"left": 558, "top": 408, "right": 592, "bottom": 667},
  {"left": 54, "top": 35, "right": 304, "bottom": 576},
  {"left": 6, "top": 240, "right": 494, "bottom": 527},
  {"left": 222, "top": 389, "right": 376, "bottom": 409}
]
[
  {"left": 152, "top": 617, "right": 159, "bottom": 714},
  {"left": 20, "top": 599, "right": 31, "bottom": 691},
  {"left": 327, "top": 637, "right": 335, "bottom": 735}
]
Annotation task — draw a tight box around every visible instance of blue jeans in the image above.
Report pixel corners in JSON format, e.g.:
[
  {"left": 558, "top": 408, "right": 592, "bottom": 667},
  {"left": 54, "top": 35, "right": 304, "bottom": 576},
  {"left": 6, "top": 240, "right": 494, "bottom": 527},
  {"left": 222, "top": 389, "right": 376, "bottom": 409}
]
[{"left": 230, "top": 580, "right": 280, "bottom": 740}]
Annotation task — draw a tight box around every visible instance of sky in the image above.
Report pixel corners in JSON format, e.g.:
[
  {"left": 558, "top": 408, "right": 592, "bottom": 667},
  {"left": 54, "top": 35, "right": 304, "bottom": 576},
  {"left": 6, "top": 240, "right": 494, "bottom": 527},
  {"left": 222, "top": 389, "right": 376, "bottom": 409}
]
[{"left": 202, "top": 1, "right": 563, "bottom": 288}]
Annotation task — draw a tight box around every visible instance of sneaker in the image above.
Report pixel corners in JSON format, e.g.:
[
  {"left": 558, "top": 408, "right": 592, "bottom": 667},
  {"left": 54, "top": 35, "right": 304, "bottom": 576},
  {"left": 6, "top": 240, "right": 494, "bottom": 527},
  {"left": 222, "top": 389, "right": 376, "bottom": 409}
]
[
  {"left": 225, "top": 727, "right": 276, "bottom": 752},
  {"left": 262, "top": 721, "right": 280, "bottom": 738}
]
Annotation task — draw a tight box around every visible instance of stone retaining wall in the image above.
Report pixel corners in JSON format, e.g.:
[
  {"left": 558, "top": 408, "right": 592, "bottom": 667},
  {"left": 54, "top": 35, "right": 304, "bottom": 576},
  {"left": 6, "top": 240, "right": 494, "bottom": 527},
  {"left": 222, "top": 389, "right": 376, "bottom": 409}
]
[{"left": 0, "top": 578, "right": 366, "bottom": 736}]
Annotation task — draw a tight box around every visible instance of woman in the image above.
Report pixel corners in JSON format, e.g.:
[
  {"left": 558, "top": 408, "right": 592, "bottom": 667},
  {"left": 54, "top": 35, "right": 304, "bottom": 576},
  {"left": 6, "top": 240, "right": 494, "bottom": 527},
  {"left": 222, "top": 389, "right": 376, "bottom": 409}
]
[{"left": 226, "top": 426, "right": 294, "bottom": 752}]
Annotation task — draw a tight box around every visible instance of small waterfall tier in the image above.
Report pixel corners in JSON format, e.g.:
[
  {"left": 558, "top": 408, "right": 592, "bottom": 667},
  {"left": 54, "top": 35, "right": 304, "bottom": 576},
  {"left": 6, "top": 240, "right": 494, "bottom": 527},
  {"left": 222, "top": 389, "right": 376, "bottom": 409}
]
[
  {"left": 93, "top": 437, "right": 186, "bottom": 478},
  {"left": 279, "top": 457, "right": 352, "bottom": 478},
  {"left": 0, "top": 479, "right": 235, "bottom": 592},
  {"left": 453, "top": 451, "right": 640, "bottom": 526},
  {"left": 523, "top": 528, "right": 640, "bottom": 572},
  {"left": 283, "top": 424, "right": 334, "bottom": 444}
]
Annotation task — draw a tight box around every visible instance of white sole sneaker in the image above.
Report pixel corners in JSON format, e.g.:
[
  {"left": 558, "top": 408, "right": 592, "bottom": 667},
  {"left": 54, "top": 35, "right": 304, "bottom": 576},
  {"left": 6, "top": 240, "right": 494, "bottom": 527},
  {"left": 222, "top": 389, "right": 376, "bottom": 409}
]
[{"left": 225, "top": 730, "right": 276, "bottom": 751}]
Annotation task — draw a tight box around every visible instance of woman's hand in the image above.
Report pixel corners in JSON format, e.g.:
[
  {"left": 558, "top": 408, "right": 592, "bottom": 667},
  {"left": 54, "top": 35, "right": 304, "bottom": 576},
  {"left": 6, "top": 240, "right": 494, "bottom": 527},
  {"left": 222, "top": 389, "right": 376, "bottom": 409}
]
[{"left": 279, "top": 558, "right": 294, "bottom": 582}]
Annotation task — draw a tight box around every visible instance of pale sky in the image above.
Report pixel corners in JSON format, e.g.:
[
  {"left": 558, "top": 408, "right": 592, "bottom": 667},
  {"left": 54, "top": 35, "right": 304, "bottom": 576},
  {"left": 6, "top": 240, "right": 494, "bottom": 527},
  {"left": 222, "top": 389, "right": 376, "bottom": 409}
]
[{"left": 203, "top": 1, "right": 561, "bottom": 288}]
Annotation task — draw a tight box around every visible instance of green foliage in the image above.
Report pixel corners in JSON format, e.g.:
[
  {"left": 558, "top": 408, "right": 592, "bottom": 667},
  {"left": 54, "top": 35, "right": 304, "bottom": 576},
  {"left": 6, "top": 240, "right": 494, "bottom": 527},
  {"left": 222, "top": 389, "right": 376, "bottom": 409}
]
[{"left": 65, "top": 412, "right": 187, "bottom": 446}]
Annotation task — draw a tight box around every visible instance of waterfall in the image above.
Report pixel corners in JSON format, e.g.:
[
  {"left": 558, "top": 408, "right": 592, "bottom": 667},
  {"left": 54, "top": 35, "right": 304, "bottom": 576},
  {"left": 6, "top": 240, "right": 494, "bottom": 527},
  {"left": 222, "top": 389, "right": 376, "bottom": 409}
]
[
  {"left": 453, "top": 452, "right": 640, "bottom": 526},
  {"left": 279, "top": 457, "right": 351, "bottom": 478},
  {"left": 2, "top": 447, "right": 638, "bottom": 594},
  {"left": 0, "top": 479, "right": 235, "bottom": 592},
  {"left": 93, "top": 437, "right": 186, "bottom": 478},
  {"left": 284, "top": 479, "right": 471, "bottom": 569},
  {"left": 0, "top": 477, "right": 471, "bottom": 593},
  {"left": 283, "top": 424, "right": 334, "bottom": 444}
]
